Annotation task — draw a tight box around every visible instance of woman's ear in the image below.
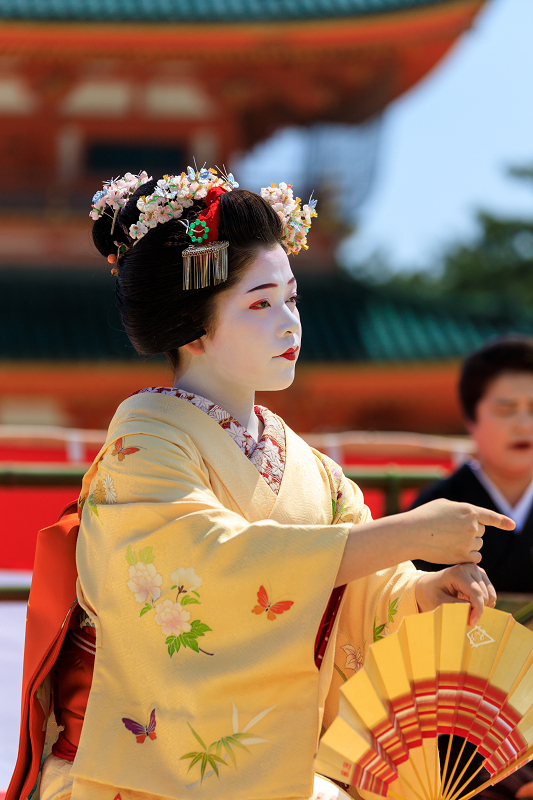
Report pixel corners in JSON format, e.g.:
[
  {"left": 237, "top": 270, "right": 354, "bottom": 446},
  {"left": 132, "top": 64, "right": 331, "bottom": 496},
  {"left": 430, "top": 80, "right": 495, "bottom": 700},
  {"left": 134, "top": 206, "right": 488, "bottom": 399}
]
[{"left": 182, "top": 337, "right": 206, "bottom": 356}]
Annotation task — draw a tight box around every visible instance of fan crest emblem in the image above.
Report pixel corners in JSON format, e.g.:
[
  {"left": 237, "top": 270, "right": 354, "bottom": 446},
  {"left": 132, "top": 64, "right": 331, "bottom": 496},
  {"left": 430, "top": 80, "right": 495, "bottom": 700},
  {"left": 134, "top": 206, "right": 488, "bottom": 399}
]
[{"left": 467, "top": 625, "right": 495, "bottom": 648}]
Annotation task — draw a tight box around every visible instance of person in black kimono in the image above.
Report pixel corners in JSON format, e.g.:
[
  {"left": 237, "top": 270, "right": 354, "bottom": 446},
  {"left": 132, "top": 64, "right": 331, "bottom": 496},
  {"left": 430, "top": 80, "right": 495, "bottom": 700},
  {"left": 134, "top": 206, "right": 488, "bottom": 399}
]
[
  {"left": 412, "top": 334, "right": 533, "bottom": 798},
  {"left": 413, "top": 335, "right": 533, "bottom": 590}
]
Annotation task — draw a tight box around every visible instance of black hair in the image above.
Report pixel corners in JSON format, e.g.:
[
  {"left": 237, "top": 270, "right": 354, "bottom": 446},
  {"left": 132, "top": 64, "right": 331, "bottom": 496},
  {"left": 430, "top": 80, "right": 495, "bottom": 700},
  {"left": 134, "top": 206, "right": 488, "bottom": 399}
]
[
  {"left": 92, "top": 181, "right": 284, "bottom": 372},
  {"left": 459, "top": 335, "right": 533, "bottom": 421}
]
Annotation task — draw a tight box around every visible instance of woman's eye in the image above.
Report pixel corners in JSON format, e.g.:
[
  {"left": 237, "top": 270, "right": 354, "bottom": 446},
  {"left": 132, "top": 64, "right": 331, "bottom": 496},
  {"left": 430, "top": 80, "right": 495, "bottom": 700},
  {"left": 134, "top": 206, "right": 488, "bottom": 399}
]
[
  {"left": 287, "top": 294, "right": 301, "bottom": 304},
  {"left": 249, "top": 300, "right": 270, "bottom": 310}
]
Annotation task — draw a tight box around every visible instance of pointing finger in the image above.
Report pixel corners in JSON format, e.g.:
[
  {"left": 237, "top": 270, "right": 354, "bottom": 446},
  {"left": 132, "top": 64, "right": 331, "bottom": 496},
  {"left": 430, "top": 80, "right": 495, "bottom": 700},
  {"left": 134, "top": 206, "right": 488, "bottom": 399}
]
[{"left": 473, "top": 507, "right": 515, "bottom": 531}]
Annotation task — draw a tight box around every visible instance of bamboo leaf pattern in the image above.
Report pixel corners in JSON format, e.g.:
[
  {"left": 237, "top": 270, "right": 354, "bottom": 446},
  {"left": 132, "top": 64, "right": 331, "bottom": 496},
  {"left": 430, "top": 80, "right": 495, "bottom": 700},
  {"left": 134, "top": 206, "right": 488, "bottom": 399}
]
[
  {"left": 373, "top": 620, "right": 387, "bottom": 642},
  {"left": 388, "top": 596, "right": 399, "bottom": 623},
  {"left": 186, "top": 753, "right": 203, "bottom": 772},
  {"left": 187, "top": 722, "right": 207, "bottom": 751},
  {"left": 221, "top": 737, "right": 236, "bottom": 766},
  {"left": 181, "top": 702, "right": 275, "bottom": 787},
  {"left": 225, "top": 734, "right": 249, "bottom": 752}
]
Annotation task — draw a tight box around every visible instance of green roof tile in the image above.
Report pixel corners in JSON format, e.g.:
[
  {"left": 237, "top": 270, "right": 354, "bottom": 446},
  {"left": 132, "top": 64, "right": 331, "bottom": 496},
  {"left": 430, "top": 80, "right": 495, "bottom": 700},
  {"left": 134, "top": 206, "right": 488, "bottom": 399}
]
[
  {"left": 0, "top": 0, "right": 460, "bottom": 23},
  {"left": 2, "top": 269, "right": 532, "bottom": 364}
]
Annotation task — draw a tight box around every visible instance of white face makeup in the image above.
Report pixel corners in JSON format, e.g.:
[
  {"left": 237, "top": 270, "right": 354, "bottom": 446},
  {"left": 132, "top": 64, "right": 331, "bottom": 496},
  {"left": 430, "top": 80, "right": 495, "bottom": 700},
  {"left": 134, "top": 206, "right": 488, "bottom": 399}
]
[{"left": 202, "top": 244, "right": 301, "bottom": 394}]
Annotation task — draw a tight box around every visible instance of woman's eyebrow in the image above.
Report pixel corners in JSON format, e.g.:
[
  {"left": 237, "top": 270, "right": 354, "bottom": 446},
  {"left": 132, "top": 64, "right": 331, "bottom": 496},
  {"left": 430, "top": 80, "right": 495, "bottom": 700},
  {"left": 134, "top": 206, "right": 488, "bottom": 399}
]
[{"left": 245, "top": 277, "right": 296, "bottom": 294}]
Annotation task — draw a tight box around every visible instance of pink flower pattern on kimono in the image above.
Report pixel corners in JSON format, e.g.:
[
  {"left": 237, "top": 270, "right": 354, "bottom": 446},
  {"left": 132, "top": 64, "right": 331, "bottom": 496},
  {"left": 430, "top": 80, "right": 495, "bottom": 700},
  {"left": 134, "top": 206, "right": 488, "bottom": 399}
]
[
  {"left": 334, "top": 596, "right": 402, "bottom": 682},
  {"left": 125, "top": 545, "right": 213, "bottom": 657},
  {"left": 154, "top": 599, "right": 191, "bottom": 636},
  {"left": 341, "top": 643, "right": 363, "bottom": 673},
  {"left": 127, "top": 562, "right": 163, "bottom": 604}
]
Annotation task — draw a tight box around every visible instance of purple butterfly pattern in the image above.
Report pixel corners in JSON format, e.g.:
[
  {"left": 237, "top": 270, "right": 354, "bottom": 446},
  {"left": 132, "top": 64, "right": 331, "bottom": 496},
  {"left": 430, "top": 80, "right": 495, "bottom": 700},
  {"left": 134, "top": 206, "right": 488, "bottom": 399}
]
[{"left": 122, "top": 709, "right": 157, "bottom": 743}]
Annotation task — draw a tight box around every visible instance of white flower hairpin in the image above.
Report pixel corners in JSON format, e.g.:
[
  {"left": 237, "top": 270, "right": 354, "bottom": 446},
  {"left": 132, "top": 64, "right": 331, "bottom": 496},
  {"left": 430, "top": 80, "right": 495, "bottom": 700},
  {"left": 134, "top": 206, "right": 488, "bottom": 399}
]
[
  {"left": 129, "top": 166, "right": 235, "bottom": 244},
  {"left": 90, "top": 171, "right": 152, "bottom": 234},
  {"left": 89, "top": 166, "right": 318, "bottom": 285},
  {"left": 260, "top": 182, "right": 317, "bottom": 254}
]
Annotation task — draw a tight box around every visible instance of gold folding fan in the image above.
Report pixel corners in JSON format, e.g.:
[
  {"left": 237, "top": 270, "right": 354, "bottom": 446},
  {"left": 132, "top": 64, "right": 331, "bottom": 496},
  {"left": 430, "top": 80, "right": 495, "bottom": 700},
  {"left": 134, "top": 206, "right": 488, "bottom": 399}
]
[{"left": 316, "top": 604, "right": 533, "bottom": 800}]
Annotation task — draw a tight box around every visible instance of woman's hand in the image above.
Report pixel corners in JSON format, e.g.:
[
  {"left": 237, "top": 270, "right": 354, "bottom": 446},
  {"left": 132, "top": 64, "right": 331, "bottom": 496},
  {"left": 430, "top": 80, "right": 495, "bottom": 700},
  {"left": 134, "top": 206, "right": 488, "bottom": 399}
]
[
  {"left": 415, "top": 564, "right": 496, "bottom": 626},
  {"left": 335, "top": 499, "right": 514, "bottom": 587},
  {"left": 404, "top": 498, "right": 515, "bottom": 565}
]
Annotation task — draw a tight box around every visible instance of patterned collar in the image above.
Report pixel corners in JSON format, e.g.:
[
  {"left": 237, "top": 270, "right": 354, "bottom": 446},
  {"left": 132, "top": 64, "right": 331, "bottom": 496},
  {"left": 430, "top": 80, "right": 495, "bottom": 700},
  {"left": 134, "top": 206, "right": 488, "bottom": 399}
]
[{"left": 134, "top": 387, "right": 286, "bottom": 494}]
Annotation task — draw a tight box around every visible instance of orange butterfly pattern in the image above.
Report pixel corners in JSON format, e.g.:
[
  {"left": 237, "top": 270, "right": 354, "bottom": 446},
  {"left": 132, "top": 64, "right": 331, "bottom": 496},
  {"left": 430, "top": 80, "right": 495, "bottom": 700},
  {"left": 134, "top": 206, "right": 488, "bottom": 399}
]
[
  {"left": 112, "top": 437, "right": 141, "bottom": 461},
  {"left": 252, "top": 585, "right": 294, "bottom": 621}
]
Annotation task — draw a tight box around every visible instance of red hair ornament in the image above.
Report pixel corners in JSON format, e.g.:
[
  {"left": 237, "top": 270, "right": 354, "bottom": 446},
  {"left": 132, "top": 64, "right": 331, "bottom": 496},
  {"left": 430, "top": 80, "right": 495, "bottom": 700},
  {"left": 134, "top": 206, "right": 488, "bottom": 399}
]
[{"left": 182, "top": 185, "right": 229, "bottom": 290}]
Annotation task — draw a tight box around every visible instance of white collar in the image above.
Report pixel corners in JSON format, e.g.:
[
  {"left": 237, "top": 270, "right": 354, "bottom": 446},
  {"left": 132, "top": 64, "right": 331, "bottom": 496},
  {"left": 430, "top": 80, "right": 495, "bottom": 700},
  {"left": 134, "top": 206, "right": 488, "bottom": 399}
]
[{"left": 469, "top": 460, "right": 533, "bottom": 532}]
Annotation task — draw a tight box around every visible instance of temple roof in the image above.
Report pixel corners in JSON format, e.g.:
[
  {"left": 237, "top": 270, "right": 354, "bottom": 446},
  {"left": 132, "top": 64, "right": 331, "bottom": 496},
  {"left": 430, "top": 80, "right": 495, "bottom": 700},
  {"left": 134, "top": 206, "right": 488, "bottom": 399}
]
[
  {"left": 1, "top": 270, "right": 531, "bottom": 364},
  {"left": 0, "top": 0, "right": 471, "bottom": 23},
  {"left": 0, "top": 0, "right": 484, "bottom": 146}
]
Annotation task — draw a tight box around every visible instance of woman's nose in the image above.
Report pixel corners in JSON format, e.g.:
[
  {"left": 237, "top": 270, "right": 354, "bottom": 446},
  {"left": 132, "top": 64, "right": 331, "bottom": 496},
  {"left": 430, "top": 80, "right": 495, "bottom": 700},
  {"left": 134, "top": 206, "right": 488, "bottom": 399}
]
[{"left": 280, "top": 305, "right": 300, "bottom": 335}]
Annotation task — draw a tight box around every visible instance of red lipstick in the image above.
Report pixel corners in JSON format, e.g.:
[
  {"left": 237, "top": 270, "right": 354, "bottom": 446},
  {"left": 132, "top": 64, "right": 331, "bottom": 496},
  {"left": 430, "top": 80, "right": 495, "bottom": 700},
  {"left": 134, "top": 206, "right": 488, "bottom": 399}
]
[{"left": 277, "top": 347, "right": 299, "bottom": 361}]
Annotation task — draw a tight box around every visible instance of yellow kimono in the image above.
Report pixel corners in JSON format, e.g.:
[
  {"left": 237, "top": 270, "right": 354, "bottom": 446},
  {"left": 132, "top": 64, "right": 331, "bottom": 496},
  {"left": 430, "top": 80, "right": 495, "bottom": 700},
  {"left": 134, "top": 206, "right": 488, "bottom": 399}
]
[{"left": 71, "top": 392, "right": 421, "bottom": 800}]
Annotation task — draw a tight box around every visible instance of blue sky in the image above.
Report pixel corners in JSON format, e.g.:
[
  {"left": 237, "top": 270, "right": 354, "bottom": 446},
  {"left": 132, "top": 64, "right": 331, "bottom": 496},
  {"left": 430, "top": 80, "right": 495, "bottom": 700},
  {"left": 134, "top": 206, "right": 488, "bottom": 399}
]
[
  {"left": 239, "top": 0, "right": 533, "bottom": 274},
  {"left": 343, "top": 0, "right": 533, "bottom": 272}
]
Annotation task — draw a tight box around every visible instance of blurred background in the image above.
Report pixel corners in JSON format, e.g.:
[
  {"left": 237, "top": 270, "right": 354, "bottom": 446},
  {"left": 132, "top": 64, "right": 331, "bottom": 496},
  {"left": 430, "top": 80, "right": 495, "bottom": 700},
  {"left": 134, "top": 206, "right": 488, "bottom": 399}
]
[{"left": 1, "top": 0, "right": 533, "bottom": 789}]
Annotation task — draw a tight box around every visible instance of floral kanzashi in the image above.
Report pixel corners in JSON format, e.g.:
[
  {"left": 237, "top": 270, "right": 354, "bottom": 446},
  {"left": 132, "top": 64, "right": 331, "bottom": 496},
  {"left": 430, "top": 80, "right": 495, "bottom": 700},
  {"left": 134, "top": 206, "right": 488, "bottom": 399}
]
[
  {"left": 260, "top": 182, "right": 317, "bottom": 254},
  {"left": 87, "top": 471, "right": 117, "bottom": 517},
  {"left": 181, "top": 700, "right": 275, "bottom": 787},
  {"left": 90, "top": 171, "right": 151, "bottom": 227},
  {"left": 129, "top": 167, "right": 236, "bottom": 244},
  {"left": 126, "top": 549, "right": 213, "bottom": 658},
  {"left": 126, "top": 545, "right": 163, "bottom": 604}
]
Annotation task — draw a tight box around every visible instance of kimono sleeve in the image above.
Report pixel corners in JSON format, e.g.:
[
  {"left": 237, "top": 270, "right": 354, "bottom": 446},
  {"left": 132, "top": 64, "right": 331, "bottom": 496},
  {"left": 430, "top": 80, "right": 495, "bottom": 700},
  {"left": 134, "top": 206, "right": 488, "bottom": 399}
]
[
  {"left": 76, "top": 431, "right": 352, "bottom": 651},
  {"left": 315, "top": 453, "right": 423, "bottom": 728}
]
